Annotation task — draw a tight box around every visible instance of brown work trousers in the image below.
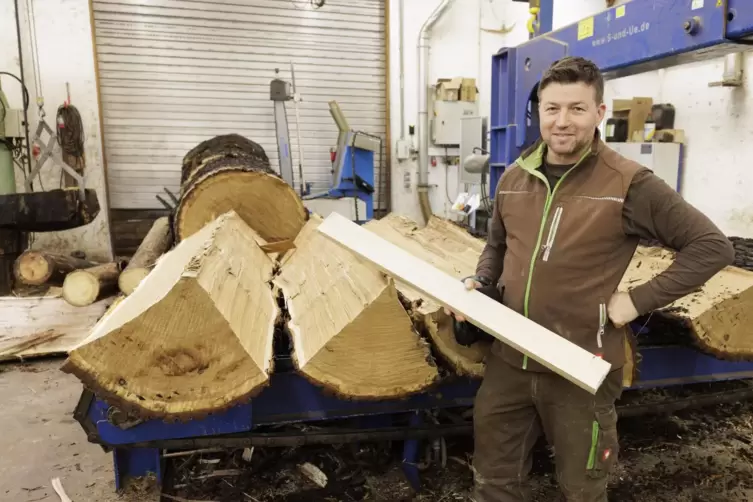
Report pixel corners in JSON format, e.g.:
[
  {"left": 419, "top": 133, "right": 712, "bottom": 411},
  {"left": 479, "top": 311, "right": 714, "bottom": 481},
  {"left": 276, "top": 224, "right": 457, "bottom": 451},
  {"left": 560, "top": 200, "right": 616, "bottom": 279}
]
[{"left": 471, "top": 351, "right": 623, "bottom": 502}]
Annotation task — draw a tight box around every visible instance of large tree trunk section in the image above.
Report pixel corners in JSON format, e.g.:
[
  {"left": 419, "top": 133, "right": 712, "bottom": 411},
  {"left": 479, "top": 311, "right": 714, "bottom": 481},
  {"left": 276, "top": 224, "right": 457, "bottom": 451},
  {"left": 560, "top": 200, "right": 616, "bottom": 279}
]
[
  {"left": 0, "top": 188, "right": 100, "bottom": 232},
  {"left": 14, "top": 251, "right": 95, "bottom": 286},
  {"left": 273, "top": 215, "right": 438, "bottom": 399},
  {"left": 364, "top": 214, "right": 490, "bottom": 377},
  {"left": 175, "top": 134, "right": 307, "bottom": 244},
  {"left": 62, "top": 261, "right": 124, "bottom": 307},
  {"left": 619, "top": 246, "right": 753, "bottom": 360},
  {"left": 119, "top": 217, "right": 173, "bottom": 295},
  {"left": 61, "top": 211, "right": 279, "bottom": 420},
  {"left": 0, "top": 290, "right": 114, "bottom": 361}
]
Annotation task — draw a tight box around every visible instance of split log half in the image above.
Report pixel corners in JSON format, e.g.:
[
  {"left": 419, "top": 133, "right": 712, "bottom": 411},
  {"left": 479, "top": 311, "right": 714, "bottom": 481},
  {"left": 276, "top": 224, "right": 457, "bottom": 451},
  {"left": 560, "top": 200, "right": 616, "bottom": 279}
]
[
  {"left": 619, "top": 246, "right": 753, "bottom": 361},
  {"left": 62, "top": 261, "right": 124, "bottom": 307},
  {"left": 61, "top": 210, "right": 279, "bottom": 420},
  {"left": 175, "top": 135, "right": 307, "bottom": 244},
  {"left": 119, "top": 217, "right": 173, "bottom": 295},
  {"left": 273, "top": 215, "right": 439, "bottom": 399},
  {"left": 364, "top": 214, "right": 490, "bottom": 377},
  {"left": 14, "top": 251, "right": 95, "bottom": 286}
]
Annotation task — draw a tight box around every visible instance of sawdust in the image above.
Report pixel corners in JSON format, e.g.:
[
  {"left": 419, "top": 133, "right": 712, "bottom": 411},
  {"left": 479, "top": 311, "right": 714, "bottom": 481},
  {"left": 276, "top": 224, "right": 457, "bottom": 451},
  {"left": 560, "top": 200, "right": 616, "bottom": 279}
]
[{"left": 161, "top": 382, "right": 753, "bottom": 502}]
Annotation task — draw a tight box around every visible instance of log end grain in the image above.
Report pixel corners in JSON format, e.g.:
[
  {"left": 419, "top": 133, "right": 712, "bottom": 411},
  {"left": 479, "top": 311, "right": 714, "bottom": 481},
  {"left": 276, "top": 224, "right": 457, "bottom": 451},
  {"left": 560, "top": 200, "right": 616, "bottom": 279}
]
[
  {"left": 176, "top": 163, "right": 307, "bottom": 244},
  {"left": 14, "top": 251, "right": 53, "bottom": 286},
  {"left": 62, "top": 270, "right": 102, "bottom": 307}
]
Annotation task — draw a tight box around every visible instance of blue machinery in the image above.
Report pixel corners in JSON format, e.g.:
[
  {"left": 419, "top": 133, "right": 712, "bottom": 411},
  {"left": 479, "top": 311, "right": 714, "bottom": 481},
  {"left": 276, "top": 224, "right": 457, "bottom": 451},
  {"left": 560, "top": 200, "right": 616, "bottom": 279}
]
[
  {"left": 76, "top": 0, "right": 753, "bottom": 494},
  {"left": 271, "top": 76, "right": 377, "bottom": 222}
]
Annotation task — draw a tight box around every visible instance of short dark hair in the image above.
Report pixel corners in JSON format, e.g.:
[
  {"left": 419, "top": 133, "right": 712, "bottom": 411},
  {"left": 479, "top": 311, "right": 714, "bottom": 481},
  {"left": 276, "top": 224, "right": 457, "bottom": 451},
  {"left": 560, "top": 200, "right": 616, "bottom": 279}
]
[{"left": 538, "top": 56, "right": 604, "bottom": 104}]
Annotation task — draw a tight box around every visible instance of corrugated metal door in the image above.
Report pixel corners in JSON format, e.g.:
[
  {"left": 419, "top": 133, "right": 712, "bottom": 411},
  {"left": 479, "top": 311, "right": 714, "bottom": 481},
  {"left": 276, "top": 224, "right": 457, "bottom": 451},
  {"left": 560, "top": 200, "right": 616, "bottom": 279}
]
[{"left": 91, "top": 0, "right": 387, "bottom": 211}]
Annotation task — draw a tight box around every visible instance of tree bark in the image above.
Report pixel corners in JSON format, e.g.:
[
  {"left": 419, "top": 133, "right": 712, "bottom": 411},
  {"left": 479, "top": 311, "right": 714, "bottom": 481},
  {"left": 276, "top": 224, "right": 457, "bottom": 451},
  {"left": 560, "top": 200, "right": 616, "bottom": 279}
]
[
  {"left": 14, "top": 250, "right": 95, "bottom": 286},
  {"left": 119, "top": 217, "right": 173, "bottom": 295},
  {"left": 175, "top": 134, "right": 307, "bottom": 244}
]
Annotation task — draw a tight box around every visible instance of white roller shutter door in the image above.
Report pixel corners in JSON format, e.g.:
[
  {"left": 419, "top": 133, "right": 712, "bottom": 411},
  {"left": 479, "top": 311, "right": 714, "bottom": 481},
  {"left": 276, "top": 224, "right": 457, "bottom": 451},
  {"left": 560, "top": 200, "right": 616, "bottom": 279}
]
[{"left": 91, "top": 0, "right": 387, "bottom": 211}]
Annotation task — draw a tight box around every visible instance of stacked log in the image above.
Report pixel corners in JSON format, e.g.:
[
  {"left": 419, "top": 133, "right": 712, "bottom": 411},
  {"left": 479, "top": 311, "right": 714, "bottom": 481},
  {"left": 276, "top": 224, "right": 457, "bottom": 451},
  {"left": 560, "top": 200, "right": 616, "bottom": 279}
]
[
  {"left": 273, "top": 214, "right": 439, "bottom": 398},
  {"left": 118, "top": 217, "right": 173, "bottom": 295},
  {"left": 14, "top": 251, "right": 94, "bottom": 287},
  {"left": 61, "top": 211, "right": 279, "bottom": 420},
  {"left": 729, "top": 236, "right": 753, "bottom": 271},
  {"left": 174, "top": 134, "right": 308, "bottom": 244}
]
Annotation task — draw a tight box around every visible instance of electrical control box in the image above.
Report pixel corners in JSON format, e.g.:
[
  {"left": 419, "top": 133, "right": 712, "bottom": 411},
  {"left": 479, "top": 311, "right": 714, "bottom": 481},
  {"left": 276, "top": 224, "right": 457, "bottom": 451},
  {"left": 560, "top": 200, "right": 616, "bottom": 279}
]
[
  {"left": 2, "top": 108, "right": 24, "bottom": 138},
  {"left": 432, "top": 100, "right": 479, "bottom": 146}
]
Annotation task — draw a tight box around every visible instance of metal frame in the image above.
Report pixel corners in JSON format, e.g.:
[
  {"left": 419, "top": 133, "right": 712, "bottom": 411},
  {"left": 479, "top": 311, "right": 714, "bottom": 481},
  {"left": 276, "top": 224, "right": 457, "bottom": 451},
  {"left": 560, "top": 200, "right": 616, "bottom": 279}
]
[
  {"left": 489, "top": 0, "right": 753, "bottom": 192},
  {"left": 76, "top": 337, "right": 753, "bottom": 492}
]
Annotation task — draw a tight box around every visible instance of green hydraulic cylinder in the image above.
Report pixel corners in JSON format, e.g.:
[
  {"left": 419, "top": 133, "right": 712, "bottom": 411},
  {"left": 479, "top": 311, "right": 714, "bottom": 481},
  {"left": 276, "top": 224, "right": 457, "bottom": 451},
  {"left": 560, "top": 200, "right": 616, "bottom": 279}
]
[{"left": 0, "top": 84, "right": 17, "bottom": 195}]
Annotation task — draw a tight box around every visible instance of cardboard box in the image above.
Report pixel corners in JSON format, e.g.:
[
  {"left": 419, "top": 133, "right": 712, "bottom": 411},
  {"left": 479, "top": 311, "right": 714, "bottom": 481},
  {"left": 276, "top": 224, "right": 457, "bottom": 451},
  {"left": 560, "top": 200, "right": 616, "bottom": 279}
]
[
  {"left": 435, "top": 77, "right": 478, "bottom": 102},
  {"left": 611, "top": 97, "right": 653, "bottom": 142},
  {"left": 460, "top": 78, "right": 477, "bottom": 102}
]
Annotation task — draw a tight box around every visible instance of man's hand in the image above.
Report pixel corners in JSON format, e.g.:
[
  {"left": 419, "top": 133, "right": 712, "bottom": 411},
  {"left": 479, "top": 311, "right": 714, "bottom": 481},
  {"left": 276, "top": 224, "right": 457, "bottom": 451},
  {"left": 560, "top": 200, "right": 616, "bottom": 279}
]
[
  {"left": 443, "top": 277, "right": 483, "bottom": 322},
  {"left": 607, "top": 291, "right": 639, "bottom": 328}
]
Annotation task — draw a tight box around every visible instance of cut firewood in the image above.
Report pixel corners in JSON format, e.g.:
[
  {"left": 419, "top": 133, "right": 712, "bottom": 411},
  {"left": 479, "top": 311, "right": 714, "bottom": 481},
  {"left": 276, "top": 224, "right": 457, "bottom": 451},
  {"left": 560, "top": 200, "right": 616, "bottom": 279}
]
[
  {"left": 14, "top": 250, "right": 95, "bottom": 286},
  {"left": 365, "top": 214, "right": 490, "bottom": 377},
  {"left": 273, "top": 215, "right": 439, "bottom": 399},
  {"left": 119, "top": 216, "right": 173, "bottom": 295},
  {"left": 317, "top": 212, "right": 611, "bottom": 394},
  {"left": 61, "top": 211, "right": 279, "bottom": 420},
  {"left": 174, "top": 134, "right": 307, "bottom": 244},
  {"left": 619, "top": 246, "right": 753, "bottom": 361},
  {"left": 0, "top": 291, "right": 113, "bottom": 361},
  {"left": 62, "top": 261, "right": 125, "bottom": 307}
]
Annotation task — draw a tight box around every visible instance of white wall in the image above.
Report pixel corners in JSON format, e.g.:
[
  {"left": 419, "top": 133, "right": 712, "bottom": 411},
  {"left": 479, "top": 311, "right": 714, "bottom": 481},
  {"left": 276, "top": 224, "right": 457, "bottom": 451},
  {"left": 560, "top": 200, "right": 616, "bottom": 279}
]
[
  {"left": 4, "top": 0, "right": 752, "bottom": 248},
  {"left": 1, "top": 0, "right": 112, "bottom": 261},
  {"left": 389, "top": 0, "right": 753, "bottom": 239}
]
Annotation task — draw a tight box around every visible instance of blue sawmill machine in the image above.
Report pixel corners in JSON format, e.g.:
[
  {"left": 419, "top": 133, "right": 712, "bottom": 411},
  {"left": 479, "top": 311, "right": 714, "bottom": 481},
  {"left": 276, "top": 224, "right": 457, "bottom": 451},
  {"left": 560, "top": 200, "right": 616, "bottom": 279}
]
[{"left": 72, "top": 0, "right": 753, "bottom": 493}]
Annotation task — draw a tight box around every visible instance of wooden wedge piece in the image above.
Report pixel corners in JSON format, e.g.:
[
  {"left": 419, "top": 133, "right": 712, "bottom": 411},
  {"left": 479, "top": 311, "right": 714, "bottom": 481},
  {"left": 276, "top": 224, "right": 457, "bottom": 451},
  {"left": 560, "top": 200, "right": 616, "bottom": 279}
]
[
  {"left": 61, "top": 211, "right": 279, "bottom": 420},
  {"left": 365, "top": 214, "right": 490, "bottom": 377},
  {"left": 273, "top": 215, "right": 439, "bottom": 399},
  {"left": 619, "top": 246, "right": 753, "bottom": 360},
  {"left": 317, "top": 212, "right": 612, "bottom": 395}
]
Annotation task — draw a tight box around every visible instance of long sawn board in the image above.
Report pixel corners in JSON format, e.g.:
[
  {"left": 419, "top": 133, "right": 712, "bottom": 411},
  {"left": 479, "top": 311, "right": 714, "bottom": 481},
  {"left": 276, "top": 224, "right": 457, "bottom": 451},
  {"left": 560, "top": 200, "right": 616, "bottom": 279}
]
[{"left": 316, "top": 212, "right": 612, "bottom": 395}]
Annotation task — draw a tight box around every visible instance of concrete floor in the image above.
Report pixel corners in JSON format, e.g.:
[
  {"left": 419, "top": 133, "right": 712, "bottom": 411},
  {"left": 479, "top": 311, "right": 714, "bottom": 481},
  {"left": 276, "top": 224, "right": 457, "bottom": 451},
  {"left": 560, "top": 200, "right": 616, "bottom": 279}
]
[{"left": 0, "top": 359, "right": 155, "bottom": 502}]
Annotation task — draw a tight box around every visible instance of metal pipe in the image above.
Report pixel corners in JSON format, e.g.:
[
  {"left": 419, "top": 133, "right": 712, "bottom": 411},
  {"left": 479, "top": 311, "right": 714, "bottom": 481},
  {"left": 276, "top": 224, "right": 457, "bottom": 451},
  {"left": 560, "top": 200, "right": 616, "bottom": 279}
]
[
  {"left": 108, "top": 423, "right": 475, "bottom": 450},
  {"left": 722, "top": 52, "right": 744, "bottom": 84},
  {"left": 399, "top": 0, "right": 405, "bottom": 139},
  {"left": 13, "top": 0, "right": 33, "bottom": 187},
  {"left": 417, "top": 0, "right": 455, "bottom": 223}
]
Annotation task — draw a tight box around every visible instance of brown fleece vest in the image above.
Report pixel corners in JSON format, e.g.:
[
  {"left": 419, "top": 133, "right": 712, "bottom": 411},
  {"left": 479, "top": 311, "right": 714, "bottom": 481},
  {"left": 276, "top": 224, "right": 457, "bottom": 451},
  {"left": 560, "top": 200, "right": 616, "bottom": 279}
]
[{"left": 493, "top": 136, "right": 644, "bottom": 371}]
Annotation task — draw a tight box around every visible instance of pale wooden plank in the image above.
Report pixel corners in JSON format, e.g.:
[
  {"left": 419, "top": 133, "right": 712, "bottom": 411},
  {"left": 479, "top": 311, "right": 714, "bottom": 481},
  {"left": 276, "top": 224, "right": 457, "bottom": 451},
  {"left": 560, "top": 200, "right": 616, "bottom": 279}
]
[
  {"left": 0, "top": 290, "right": 115, "bottom": 361},
  {"left": 316, "top": 213, "right": 612, "bottom": 394}
]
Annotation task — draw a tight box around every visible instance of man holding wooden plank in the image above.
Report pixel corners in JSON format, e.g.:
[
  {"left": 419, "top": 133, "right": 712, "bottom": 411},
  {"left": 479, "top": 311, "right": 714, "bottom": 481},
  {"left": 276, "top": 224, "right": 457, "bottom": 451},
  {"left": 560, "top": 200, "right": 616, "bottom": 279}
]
[{"left": 452, "top": 57, "right": 735, "bottom": 501}]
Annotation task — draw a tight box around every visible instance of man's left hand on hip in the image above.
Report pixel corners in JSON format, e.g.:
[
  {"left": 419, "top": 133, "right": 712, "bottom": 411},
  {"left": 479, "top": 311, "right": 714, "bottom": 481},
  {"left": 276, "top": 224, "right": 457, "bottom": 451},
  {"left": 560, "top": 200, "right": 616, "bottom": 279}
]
[{"left": 607, "top": 291, "right": 639, "bottom": 328}]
